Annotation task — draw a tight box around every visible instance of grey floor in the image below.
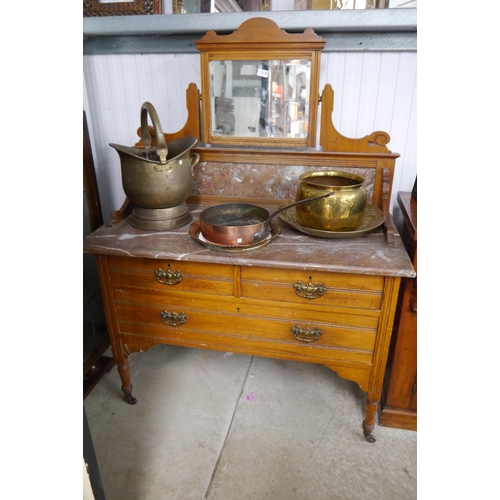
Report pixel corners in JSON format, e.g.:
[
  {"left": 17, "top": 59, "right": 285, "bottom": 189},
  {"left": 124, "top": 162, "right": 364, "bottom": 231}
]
[{"left": 85, "top": 345, "right": 417, "bottom": 500}]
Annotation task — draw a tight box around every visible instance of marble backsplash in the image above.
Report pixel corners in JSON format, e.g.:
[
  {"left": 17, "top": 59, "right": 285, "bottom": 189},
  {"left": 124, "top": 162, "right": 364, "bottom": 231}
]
[{"left": 192, "top": 162, "right": 376, "bottom": 202}]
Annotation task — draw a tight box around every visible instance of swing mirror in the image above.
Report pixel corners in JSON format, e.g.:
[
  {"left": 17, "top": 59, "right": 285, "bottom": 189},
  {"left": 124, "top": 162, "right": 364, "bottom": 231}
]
[{"left": 195, "top": 18, "right": 326, "bottom": 148}]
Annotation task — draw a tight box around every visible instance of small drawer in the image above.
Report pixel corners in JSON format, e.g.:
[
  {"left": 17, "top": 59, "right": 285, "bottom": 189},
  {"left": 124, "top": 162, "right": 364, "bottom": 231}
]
[
  {"left": 240, "top": 266, "right": 384, "bottom": 310},
  {"left": 108, "top": 255, "right": 235, "bottom": 296}
]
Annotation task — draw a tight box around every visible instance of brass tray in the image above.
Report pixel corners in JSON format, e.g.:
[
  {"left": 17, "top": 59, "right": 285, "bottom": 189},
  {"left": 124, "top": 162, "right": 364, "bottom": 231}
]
[
  {"left": 189, "top": 219, "right": 280, "bottom": 253},
  {"left": 278, "top": 202, "right": 385, "bottom": 238}
]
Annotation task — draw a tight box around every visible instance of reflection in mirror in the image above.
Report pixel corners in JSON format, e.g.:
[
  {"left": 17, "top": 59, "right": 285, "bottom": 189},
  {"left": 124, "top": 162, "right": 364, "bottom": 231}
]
[
  {"left": 173, "top": 0, "right": 270, "bottom": 13},
  {"left": 210, "top": 59, "right": 311, "bottom": 139}
]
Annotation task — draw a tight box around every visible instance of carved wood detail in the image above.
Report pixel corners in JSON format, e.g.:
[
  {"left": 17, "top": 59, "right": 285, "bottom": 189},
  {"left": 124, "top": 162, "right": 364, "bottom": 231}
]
[
  {"left": 109, "top": 198, "right": 133, "bottom": 227},
  {"left": 320, "top": 84, "right": 392, "bottom": 154},
  {"left": 194, "top": 17, "right": 326, "bottom": 51}
]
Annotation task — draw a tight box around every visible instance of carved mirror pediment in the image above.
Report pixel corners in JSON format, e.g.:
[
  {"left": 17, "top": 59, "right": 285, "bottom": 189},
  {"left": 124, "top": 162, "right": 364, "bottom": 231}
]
[{"left": 195, "top": 18, "right": 326, "bottom": 148}]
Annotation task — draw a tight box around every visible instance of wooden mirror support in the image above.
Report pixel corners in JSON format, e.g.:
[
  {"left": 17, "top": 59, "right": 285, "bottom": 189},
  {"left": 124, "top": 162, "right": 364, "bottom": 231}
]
[
  {"left": 118, "top": 21, "right": 398, "bottom": 245},
  {"left": 119, "top": 81, "right": 398, "bottom": 245}
]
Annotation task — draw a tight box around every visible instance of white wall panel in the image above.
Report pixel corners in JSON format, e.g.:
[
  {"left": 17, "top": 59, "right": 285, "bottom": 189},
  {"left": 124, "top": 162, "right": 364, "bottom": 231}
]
[
  {"left": 84, "top": 53, "right": 200, "bottom": 220},
  {"left": 319, "top": 50, "right": 417, "bottom": 210},
  {"left": 84, "top": 50, "right": 415, "bottom": 220}
]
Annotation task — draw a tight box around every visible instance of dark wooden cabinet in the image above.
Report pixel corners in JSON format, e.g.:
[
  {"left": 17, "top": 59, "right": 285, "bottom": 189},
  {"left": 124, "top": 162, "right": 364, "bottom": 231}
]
[
  {"left": 379, "top": 191, "right": 417, "bottom": 430},
  {"left": 84, "top": 111, "right": 115, "bottom": 398}
]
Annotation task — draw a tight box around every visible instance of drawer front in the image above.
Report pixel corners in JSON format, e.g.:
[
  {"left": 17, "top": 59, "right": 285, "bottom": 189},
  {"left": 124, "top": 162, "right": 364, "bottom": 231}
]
[
  {"left": 113, "top": 289, "right": 378, "bottom": 364},
  {"left": 241, "top": 267, "right": 384, "bottom": 310},
  {"left": 108, "top": 255, "right": 234, "bottom": 296}
]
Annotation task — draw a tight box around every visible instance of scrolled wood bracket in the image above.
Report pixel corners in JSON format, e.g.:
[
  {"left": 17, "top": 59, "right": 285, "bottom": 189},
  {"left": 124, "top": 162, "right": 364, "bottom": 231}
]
[
  {"left": 108, "top": 197, "right": 134, "bottom": 227},
  {"left": 319, "top": 84, "right": 393, "bottom": 154}
]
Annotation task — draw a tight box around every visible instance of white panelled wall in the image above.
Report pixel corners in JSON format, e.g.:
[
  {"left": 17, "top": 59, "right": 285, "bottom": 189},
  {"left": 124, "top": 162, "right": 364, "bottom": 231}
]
[
  {"left": 83, "top": 49, "right": 416, "bottom": 222},
  {"left": 84, "top": 53, "right": 200, "bottom": 220},
  {"left": 320, "top": 50, "right": 417, "bottom": 211}
]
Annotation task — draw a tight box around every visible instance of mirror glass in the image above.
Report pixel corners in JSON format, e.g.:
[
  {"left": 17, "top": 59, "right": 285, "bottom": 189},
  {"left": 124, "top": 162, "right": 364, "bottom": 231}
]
[{"left": 209, "top": 59, "right": 311, "bottom": 139}]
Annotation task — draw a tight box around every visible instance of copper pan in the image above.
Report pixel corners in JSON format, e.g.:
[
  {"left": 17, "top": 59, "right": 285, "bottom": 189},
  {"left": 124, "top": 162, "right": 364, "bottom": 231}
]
[{"left": 198, "top": 192, "right": 335, "bottom": 246}]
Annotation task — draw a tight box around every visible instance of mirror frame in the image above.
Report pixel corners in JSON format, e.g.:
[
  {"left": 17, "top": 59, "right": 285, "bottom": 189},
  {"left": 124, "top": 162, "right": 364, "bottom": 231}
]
[
  {"left": 194, "top": 18, "right": 325, "bottom": 148},
  {"left": 83, "top": 0, "right": 161, "bottom": 17}
]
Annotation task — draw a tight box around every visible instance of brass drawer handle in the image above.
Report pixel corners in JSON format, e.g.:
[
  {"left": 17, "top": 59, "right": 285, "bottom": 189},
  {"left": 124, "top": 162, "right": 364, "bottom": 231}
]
[
  {"left": 160, "top": 310, "right": 187, "bottom": 327},
  {"left": 155, "top": 268, "right": 184, "bottom": 285},
  {"left": 292, "top": 325, "right": 323, "bottom": 343},
  {"left": 293, "top": 281, "right": 326, "bottom": 299}
]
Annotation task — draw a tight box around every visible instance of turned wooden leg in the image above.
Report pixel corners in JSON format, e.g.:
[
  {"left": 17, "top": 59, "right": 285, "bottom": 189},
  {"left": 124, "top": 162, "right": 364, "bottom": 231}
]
[
  {"left": 117, "top": 361, "right": 137, "bottom": 405},
  {"left": 363, "top": 400, "right": 379, "bottom": 443}
]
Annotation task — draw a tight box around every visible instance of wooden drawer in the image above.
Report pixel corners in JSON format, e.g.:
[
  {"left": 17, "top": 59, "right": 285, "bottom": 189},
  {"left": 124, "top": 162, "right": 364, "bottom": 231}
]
[
  {"left": 108, "top": 256, "right": 234, "bottom": 296},
  {"left": 113, "top": 289, "right": 378, "bottom": 364},
  {"left": 241, "top": 266, "right": 384, "bottom": 310}
]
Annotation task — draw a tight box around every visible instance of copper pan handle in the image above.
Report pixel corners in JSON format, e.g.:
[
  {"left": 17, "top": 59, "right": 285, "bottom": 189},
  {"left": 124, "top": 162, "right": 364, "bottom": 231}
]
[
  {"left": 251, "top": 191, "right": 336, "bottom": 242},
  {"left": 268, "top": 191, "right": 336, "bottom": 220}
]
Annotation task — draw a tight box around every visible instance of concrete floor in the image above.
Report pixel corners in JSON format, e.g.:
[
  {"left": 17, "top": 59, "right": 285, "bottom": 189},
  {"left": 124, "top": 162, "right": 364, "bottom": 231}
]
[{"left": 84, "top": 345, "right": 417, "bottom": 500}]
